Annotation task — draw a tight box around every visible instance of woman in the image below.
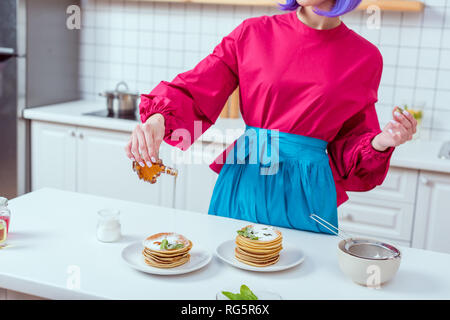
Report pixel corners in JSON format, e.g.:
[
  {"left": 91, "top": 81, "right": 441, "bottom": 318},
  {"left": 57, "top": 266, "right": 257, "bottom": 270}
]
[{"left": 125, "top": 0, "right": 417, "bottom": 234}]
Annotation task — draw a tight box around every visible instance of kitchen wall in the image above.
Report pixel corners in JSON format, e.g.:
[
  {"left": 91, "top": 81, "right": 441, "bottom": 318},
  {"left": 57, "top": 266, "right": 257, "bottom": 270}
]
[{"left": 79, "top": 0, "right": 450, "bottom": 139}]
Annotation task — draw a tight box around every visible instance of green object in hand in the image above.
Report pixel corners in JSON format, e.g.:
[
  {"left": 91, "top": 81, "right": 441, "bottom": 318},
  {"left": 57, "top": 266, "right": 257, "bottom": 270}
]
[{"left": 222, "top": 285, "right": 258, "bottom": 300}]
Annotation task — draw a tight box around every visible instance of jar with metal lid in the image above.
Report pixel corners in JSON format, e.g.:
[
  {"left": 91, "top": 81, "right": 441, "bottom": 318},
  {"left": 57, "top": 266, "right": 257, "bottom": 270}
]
[{"left": 0, "top": 197, "right": 11, "bottom": 247}]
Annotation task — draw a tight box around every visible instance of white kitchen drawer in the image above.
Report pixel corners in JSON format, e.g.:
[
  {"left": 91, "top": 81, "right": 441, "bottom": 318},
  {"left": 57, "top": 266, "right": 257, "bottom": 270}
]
[
  {"left": 347, "top": 167, "right": 418, "bottom": 204},
  {"left": 338, "top": 197, "right": 414, "bottom": 241}
]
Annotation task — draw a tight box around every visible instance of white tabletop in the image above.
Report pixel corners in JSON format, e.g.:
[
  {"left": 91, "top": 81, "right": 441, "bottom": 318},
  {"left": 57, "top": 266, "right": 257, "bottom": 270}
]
[{"left": 1, "top": 188, "right": 450, "bottom": 300}]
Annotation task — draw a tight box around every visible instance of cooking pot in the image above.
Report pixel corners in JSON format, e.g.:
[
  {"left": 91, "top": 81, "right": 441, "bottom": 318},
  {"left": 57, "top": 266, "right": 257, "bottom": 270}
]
[{"left": 99, "top": 81, "right": 140, "bottom": 116}]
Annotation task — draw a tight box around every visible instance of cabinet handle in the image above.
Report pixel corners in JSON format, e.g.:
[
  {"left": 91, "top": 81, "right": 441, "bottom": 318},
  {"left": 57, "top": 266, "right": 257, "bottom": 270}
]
[
  {"left": 420, "top": 177, "right": 429, "bottom": 185},
  {"left": 69, "top": 130, "right": 76, "bottom": 137},
  {"left": 342, "top": 212, "right": 353, "bottom": 221},
  {"left": 78, "top": 132, "right": 84, "bottom": 139}
]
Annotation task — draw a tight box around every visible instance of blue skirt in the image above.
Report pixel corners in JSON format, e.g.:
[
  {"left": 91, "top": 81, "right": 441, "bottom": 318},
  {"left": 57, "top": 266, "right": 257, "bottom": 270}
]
[{"left": 208, "top": 126, "right": 338, "bottom": 234}]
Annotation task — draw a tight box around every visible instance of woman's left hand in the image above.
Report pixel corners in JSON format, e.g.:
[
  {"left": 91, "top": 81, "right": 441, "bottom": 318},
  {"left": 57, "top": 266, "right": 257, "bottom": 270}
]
[{"left": 371, "top": 106, "right": 418, "bottom": 152}]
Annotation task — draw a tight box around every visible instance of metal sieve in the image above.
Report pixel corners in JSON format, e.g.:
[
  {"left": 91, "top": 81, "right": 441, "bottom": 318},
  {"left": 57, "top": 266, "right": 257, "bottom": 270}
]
[{"left": 310, "top": 214, "right": 401, "bottom": 260}]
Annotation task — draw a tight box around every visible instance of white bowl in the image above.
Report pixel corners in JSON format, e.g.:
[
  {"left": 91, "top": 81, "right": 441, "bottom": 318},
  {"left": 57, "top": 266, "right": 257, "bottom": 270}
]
[{"left": 337, "top": 238, "right": 401, "bottom": 287}]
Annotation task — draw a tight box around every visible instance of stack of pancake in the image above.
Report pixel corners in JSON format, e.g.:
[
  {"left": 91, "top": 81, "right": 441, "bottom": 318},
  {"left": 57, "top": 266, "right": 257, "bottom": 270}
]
[
  {"left": 142, "top": 232, "right": 192, "bottom": 268},
  {"left": 235, "top": 225, "right": 283, "bottom": 267}
]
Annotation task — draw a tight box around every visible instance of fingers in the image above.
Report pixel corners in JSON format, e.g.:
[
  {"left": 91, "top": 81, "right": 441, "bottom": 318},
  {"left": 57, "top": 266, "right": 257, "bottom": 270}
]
[
  {"left": 402, "top": 109, "right": 418, "bottom": 133},
  {"left": 130, "top": 129, "right": 145, "bottom": 166},
  {"left": 124, "top": 140, "right": 134, "bottom": 160},
  {"left": 393, "top": 110, "right": 412, "bottom": 131},
  {"left": 388, "top": 119, "right": 412, "bottom": 144},
  {"left": 142, "top": 120, "right": 164, "bottom": 162},
  {"left": 142, "top": 125, "right": 153, "bottom": 160},
  {"left": 393, "top": 107, "right": 418, "bottom": 133},
  {"left": 125, "top": 113, "right": 166, "bottom": 166},
  {"left": 151, "top": 130, "right": 164, "bottom": 161},
  {"left": 135, "top": 126, "right": 152, "bottom": 167},
  {"left": 131, "top": 129, "right": 145, "bottom": 167}
]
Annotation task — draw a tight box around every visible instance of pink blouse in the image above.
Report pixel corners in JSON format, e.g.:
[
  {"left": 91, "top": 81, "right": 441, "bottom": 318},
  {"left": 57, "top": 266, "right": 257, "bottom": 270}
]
[{"left": 139, "top": 11, "right": 394, "bottom": 206}]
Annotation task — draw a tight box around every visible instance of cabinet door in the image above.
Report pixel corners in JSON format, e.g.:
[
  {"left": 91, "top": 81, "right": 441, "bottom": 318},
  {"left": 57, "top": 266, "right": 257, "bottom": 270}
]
[
  {"left": 169, "top": 141, "right": 222, "bottom": 213},
  {"left": 338, "top": 197, "right": 415, "bottom": 242},
  {"left": 412, "top": 171, "right": 450, "bottom": 253},
  {"left": 31, "top": 121, "right": 77, "bottom": 191},
  {"left": 76, "top": 127, "right": 170, "bottom": 206},
  {"left": 347, "top": 167, "right": 418, "bottom": 204}
]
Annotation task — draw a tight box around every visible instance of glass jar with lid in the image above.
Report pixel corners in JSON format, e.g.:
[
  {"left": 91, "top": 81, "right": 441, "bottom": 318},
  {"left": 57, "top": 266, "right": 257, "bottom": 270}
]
[
  {"left": 0, "top": 197, "right": 11, "bottom": 247},
  {"left": 97, "top": 209, "right": 121, "bottom": 242}
]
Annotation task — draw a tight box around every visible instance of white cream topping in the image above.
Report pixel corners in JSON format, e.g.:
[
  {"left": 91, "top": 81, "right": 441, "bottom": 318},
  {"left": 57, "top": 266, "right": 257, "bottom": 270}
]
[
  {"left": 248, "top": 225, "right": 278, "bottom": 241},
  {"left": 143, "top": 234, "right": 183, "bottom": 250}
]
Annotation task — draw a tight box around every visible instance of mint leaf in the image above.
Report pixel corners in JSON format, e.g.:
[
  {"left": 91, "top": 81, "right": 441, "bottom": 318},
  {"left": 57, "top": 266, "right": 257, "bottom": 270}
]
[
  {"left": 237, "top": 230, "right": 246, "bottom": 236},
  {"left": 169, "top": 243, "right": 184, "bottom": 250},
  {"left": 160, "top": 239, "right": 168, "bottom": 250},
  {"left": 222, "top": 285, "right": 258, "bottom": 300},
  {"left": 222, "top": 291, "right": 242, "bottom": 300},
  {"left": 240, "top": 285, "right": 258, "bottom": 300}
]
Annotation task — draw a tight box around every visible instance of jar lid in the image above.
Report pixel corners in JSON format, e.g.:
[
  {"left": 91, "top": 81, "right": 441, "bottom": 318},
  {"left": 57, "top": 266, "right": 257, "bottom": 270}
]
[{"left": 0, "top": 197, "right": 8, "bottom": 207}]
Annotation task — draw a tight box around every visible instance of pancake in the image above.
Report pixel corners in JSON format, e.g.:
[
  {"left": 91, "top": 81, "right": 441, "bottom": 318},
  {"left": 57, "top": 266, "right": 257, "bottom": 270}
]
[
  {"left": 234, "top": 225, "right": 283, "bottom": 267},
  {"left": 235, "top": 247, "right": 281, "bottom": 260},
  {"left": 144, "top": 254, "right": 191, "bottom": 268},
  {"left": 235, "top": 254, "right": 280, "bottom": 267},
  {"left": 142, "top": 232, "right": 192, "bottom": 269}
]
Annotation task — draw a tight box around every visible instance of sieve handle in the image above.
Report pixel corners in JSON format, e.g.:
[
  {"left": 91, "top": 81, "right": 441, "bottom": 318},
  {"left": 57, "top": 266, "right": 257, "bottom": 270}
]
[{"left": 309, "top": 214, "right": 352, "bottom": 240}]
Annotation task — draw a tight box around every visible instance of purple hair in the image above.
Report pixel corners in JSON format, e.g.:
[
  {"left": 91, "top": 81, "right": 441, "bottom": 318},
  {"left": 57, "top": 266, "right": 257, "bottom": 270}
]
[{"left": 279, "top": 0, "right": 362, "bottom": 17}]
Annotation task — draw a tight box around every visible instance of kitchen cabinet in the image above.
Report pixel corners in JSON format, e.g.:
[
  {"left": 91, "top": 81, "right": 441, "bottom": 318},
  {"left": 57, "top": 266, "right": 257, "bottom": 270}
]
[
  {"left": 339, "top": 168, "right": 418, "bottom": 245},
  {"left": 412, "top": 171, "right": 450, "bottom": 253},
  {"left": 31, "top": 122, "right": 77, "bottom": 192},
  {"left": 31, "top": 121, "right": 170, "bottom": 206},
  {"left": 75, "top": 126, "right": 163, "bottom": 205},
  {"left": 171, "top": 142, "right": 222, "bottom": 213}
]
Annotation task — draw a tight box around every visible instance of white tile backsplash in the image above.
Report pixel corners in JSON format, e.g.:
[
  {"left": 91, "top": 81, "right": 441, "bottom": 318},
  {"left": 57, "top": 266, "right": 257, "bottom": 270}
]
[{"left": 79, "top": 0, "right": 450, "bottom": 139}]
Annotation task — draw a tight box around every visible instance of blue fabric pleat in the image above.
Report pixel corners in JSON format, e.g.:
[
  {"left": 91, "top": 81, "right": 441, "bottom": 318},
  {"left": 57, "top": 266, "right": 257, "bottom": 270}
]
[{"left": 208, "top": 126, "right": 338, "bottom": 234}]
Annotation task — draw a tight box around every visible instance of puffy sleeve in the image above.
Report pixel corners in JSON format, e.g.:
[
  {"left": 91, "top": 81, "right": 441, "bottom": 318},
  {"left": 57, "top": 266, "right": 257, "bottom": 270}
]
[
  {"left": 328, "top": 54, "right": 394, "bottom": 206},
  {"left": 139, "top": 22, "right": 244, "bottom": 151}
]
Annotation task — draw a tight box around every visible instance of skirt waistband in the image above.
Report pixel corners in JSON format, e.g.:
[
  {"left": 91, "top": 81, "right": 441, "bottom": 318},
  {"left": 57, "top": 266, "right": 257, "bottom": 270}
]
[{"left": 229, "top": 125, "right": 329, "bottom": 166}]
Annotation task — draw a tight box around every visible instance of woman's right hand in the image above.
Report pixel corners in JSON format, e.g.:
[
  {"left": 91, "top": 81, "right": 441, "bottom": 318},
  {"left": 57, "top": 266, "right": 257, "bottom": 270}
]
[{"left": 124, "top": 113, "right": 165, "bottom": 167}]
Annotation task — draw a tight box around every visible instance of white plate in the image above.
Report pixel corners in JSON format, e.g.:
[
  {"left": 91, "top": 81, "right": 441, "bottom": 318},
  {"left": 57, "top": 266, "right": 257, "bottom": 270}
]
[
  {"left": 215, "top": 239, "right": 304, "bottom": 272},
  {"left": 121, "top": 241, "right": 212, "bottom": 275}
]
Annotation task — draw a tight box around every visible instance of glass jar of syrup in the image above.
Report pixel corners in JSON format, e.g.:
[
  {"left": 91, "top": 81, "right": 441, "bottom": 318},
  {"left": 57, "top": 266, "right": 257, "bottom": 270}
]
[{"left": 0, "top": 197, "right": 11, "bottom": 247}]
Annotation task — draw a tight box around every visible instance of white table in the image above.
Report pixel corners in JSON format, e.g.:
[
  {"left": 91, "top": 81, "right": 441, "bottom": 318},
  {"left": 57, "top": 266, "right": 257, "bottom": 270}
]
[{"left": 1, "top": 188, "right": 449, "bottom": 300}]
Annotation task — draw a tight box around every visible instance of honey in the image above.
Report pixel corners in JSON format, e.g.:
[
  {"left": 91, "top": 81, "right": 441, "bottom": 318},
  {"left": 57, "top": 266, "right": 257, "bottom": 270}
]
[{"left": 132, "top": 159, "right": 178, "bottom": 184}]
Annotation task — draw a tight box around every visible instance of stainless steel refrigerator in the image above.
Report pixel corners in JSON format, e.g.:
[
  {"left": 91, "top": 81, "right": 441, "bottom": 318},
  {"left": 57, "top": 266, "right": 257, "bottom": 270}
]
[
  {"left": 0, "top": 0, "right": 79, "bottom": 199},
  {"left": 0, "top": 0, "right": 25, "bottom": 199}
]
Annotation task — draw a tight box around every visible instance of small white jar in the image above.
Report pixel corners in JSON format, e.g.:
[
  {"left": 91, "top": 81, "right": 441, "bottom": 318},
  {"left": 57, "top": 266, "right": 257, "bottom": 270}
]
[{"left": 97, "top": 209, "right": 121, "bottom": 242}]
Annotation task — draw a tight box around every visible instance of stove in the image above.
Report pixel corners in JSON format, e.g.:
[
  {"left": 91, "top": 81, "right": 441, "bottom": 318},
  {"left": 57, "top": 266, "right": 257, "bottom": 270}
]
[{"left": 83, "top": 109, "right": 139, "bottom": 121}]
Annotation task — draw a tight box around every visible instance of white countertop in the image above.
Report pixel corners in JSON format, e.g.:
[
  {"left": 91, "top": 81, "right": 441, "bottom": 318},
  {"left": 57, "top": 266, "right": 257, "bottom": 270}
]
[
  {"left": 23, "top": 100, "right": 245, "bottom": 145},
  {"left": 1, "top": 188, "right": 450, "bottom": 300},
  {"left": 23, "top": 100, "right": 450, "bottom": 173}
]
